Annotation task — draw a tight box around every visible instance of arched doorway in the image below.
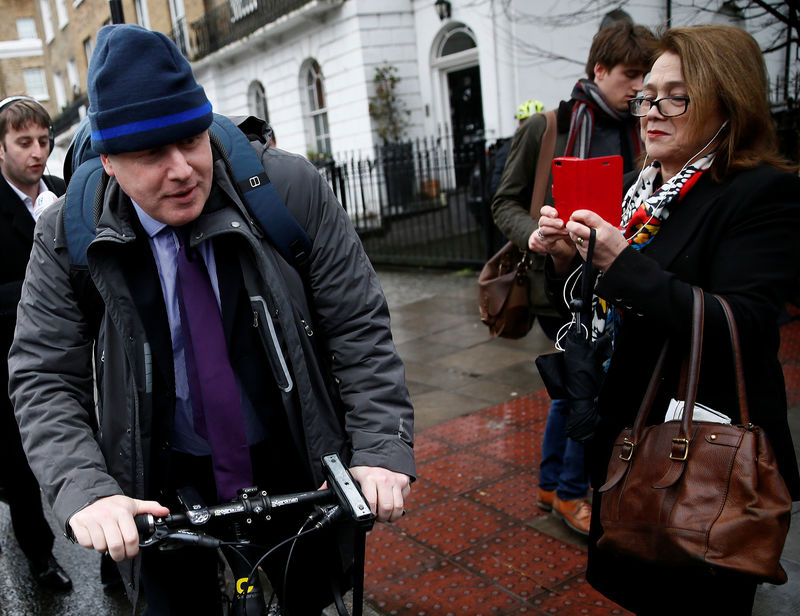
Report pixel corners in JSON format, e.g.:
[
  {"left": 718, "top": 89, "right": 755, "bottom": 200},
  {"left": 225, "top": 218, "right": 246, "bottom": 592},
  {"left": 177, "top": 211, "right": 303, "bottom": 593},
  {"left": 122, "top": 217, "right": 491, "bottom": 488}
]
[{"left": 432, "top": 24, "right": 485, "bottom": 187}]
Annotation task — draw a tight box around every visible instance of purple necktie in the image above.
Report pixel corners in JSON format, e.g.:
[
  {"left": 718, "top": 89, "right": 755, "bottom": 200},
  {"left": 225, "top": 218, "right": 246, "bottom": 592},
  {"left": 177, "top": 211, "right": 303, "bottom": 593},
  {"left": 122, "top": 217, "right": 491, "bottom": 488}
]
[{"left": 174, "top": 228, "right": 253, "bottom": 500}]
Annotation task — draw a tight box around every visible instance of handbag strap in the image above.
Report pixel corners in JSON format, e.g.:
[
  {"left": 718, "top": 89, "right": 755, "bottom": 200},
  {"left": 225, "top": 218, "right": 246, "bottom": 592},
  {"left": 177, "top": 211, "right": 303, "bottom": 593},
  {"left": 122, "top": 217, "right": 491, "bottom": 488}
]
[
  {"left": 529, "top": 110, "right": 557, "bottom": 217},
  {"left": 677, "top": 287, "right": 705, "bottom": 439},
  {"left": 715, "top": 295, "right": 750, "bottom": 425},
  {"left": 631, "top": 287, "right": 704, "bottom": 443},
  {"left": 619, "top": 289, "right": 752, "bottom": 480},
  {"left": 631, "top": 340, "right": 670, "bottom": 437},
  {"left": 631, "top": 289, "right": 751, "bottom": 437}
]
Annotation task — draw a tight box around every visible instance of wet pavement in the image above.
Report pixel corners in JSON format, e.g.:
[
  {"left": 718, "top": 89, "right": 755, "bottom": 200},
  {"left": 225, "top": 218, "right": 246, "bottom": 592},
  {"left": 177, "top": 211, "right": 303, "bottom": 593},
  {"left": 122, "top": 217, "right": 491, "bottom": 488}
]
[
  {"left": 0, "top": 518, "right": 133, "bottom": 615},
  {"left": 1, "top": 266, "right": 798, "bottom": 615}
]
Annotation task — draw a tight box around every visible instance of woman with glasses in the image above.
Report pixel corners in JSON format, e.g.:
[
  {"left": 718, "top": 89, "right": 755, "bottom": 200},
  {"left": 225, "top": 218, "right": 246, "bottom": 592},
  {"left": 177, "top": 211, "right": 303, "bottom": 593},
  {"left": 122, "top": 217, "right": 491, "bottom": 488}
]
[{"left": 536, "top": 25, "right": 800, "bottom": 615}]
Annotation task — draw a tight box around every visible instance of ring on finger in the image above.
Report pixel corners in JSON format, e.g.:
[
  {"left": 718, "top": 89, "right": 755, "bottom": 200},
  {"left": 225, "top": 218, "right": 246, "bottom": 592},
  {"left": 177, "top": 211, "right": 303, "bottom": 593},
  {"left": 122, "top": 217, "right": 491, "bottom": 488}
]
[
  {"left": 575, "top": 236, "right": 584, "bottom": 246},
  {"left": 536, "top": 228, "right": 545, "bottom": 240}
]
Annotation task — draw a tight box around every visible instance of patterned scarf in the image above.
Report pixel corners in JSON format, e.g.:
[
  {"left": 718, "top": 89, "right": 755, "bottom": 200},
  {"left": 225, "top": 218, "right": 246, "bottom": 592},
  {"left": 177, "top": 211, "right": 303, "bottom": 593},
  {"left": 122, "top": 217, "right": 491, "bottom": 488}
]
[
  {"left": 589, "top": 152, "right": 716, "bottom": 340},
  {"left": 565, "top": 79, "right": 641, "bottom": 160}
]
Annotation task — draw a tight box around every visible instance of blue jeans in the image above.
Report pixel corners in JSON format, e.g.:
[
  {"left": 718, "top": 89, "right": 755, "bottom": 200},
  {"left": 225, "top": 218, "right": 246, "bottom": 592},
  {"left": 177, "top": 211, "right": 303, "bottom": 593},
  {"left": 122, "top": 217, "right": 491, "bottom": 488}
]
[
  {"left": 538, "top": 399, "right": 589, "bottom": 499},
  {"left": 537, "top": 316, "right": 589, "bottom": 500}
]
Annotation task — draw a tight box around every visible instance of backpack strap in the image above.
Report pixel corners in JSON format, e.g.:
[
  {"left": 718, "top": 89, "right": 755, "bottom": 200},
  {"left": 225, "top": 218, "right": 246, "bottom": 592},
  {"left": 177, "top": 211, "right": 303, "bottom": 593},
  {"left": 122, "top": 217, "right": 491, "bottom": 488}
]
[
  {"left": 64, "top": 156, "right": 105, "bottom": 267},
  {"left": 208, "top": 114, "right": 312, "bottom": 273}
]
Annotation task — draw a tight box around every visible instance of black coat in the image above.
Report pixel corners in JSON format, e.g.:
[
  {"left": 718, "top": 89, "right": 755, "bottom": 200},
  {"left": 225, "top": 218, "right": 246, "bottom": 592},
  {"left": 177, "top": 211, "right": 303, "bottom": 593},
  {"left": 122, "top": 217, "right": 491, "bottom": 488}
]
[
  {"left": 585, "top": 164, "right": 800, "bottom": 611},
  {"left": 0, "top": 173, "right": 65, "bottom": 561},
  {"left": 0, "top": 174, "right": 65, "bottom": 388}
]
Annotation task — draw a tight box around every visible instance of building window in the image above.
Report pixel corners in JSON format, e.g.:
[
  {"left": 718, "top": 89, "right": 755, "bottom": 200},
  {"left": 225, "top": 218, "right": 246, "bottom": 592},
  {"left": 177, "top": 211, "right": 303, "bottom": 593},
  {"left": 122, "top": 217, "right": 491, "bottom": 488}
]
[
  {"left": 248, "top": 81, "right": 269, "bottom": 122},
  {"left": 16, "top": 18, "right": 38, "bottom": 39},
  {"left": 23, "top": 68, "right": 49, "bottom": 99},
  {"left": 83, "top": 36, "right": 94, "bottom": 66},
  {"left": 168, "top": 0, "right": 189, "bottom": 57},
  {"left": 439, "top": 28, "right": 476, "bottom": 57},
  {"left": 39, "top": 0, "right": 54, "bottom": 42},
  {"left": 67, "top": 58, "right": 80, "bottom": 97},
  {"left": 135, "top": 0, "right": 151, "bottom": 29},
  {"left": 54, "top": 72, "right": 67, "bottom": 109},
  {"left": 55, "top": 0, "right": 69, "bottom": 28},
  {"left": 303, "top": 60, "right": 331, "bottom": 157}
]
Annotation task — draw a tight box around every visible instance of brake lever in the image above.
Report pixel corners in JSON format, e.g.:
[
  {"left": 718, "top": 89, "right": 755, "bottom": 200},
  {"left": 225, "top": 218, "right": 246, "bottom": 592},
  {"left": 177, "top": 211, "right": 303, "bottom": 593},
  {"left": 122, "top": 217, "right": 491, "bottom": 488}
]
[
  {"left": 137, "top": 514, "right": 172, "bottom": 547},
  {"left": 162, "top": 529, "right": 223, "bottom": 548},
  {"left": 139, "top": 516, "right": 226, "bottom": 549}
]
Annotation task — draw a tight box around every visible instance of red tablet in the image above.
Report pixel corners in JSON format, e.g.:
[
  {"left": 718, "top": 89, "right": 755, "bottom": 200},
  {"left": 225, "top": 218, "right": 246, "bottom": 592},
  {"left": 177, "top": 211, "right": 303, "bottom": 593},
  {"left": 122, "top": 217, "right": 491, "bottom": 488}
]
[{"left": 551, "top": 155, "right": 623, "bottom": 227}]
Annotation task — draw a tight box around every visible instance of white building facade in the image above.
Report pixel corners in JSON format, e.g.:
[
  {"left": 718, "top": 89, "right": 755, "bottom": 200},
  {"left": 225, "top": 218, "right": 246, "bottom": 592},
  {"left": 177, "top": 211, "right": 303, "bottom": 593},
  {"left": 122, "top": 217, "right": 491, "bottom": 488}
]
[{"left": 191, "top": 0, "right": 792, "bottom": 159}]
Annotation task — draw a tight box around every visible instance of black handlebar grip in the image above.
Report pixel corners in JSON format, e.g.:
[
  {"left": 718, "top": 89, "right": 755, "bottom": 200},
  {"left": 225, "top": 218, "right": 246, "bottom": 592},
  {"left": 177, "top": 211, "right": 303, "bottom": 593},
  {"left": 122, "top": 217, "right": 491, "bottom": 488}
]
[
  {"left": 194, "top": 534, "right": 222, "bottom": 548},
  {"left": 134, "top": 513, "right": 155, "bottom": 541}
]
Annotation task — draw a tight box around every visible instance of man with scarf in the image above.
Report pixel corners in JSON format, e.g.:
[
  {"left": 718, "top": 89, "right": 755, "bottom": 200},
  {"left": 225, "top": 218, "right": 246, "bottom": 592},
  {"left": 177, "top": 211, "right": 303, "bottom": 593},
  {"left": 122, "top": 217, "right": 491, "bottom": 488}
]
[{"left": 491, "top": 19, "right": 655, "bottom": 536}]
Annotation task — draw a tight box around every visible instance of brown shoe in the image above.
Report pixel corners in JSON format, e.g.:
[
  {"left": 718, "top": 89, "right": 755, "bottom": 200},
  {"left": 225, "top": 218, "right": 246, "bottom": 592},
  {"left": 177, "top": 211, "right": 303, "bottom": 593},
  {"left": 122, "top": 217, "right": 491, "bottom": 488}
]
[
  {"left": 552, "top": 496, "right": 591, "bottom": 536},
  {"left": 536, "top": 487, "right": 555, "bottom": 511}
]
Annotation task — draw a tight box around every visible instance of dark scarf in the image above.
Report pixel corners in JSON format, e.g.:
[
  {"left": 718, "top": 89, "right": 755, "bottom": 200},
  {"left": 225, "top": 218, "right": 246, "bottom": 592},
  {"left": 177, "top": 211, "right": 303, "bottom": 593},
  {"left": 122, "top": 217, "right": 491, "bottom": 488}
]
[{"left": 565, "top": 79, "right": 641, "bottom": 162}]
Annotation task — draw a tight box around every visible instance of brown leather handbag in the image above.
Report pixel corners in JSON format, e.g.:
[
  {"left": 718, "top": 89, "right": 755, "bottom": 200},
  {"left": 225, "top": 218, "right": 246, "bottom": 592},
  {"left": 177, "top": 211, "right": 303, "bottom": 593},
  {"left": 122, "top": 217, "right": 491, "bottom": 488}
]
[
  {"left": 477, "top": 244, "right": 533, "bottom": 338},
  {"left": 598, "top": 288, "right": 792, "bottom": 584},
  {"left": 478, "top": 110, "right": 557, "bottom": 339}
]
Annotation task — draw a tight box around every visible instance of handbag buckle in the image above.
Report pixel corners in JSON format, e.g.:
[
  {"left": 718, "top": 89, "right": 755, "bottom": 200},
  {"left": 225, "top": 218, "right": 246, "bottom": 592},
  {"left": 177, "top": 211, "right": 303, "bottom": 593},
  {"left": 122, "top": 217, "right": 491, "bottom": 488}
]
[
  {"left": 619, "top": 438, "right": 635, "bottom": 461},
  {"left": 517, "top": 250, "right": 532, "bottom": 273},
  {"left": 670, "top": 438, "right": 690, "bottom": 461}
]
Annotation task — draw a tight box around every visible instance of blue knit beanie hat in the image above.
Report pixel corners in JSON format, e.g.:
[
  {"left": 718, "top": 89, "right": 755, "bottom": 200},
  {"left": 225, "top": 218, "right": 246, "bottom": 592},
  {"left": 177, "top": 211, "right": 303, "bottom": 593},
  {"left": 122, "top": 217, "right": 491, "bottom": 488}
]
[{"left": 88, "top": 24, "right": 212, "bottom": 154}]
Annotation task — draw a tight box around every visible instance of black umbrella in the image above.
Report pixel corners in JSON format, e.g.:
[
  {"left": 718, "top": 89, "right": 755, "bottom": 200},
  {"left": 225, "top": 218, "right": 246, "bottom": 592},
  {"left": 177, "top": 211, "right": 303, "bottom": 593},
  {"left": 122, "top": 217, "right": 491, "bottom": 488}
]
[{"left": 535, "top": 229, "right": 611, "bottom": 443}]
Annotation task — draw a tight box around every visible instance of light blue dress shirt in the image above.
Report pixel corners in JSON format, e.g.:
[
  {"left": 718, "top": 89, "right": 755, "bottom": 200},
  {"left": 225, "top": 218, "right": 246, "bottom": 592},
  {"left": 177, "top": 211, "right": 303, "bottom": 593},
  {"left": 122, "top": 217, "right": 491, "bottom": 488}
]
[{"left": 132, "top": 201, "right": 265, "bottom": 455}]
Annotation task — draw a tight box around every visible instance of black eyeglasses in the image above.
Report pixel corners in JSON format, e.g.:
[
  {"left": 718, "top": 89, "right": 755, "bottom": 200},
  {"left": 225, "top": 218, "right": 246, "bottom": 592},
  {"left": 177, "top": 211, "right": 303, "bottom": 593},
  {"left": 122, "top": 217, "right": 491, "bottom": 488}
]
[{"left": 628, "top": 96, "right": 690, "bottom": 117}]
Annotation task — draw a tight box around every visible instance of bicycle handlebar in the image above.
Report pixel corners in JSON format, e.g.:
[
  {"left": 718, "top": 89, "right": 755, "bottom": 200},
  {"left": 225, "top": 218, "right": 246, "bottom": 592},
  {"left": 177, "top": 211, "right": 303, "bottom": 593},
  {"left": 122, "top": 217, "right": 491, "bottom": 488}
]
[
  {"left": 134, "top": 487, "right": 338, "bottom": 546},
  {"left": 134, "top": 452, "right": 374, "bottom": 547}
]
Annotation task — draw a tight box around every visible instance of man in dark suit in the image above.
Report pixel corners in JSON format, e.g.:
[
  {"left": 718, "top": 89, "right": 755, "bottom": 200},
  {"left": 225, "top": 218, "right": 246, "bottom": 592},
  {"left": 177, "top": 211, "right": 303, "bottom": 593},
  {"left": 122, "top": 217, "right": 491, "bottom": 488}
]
[{"left": 0, "top": 96, "right": 71, "bottom": 590}]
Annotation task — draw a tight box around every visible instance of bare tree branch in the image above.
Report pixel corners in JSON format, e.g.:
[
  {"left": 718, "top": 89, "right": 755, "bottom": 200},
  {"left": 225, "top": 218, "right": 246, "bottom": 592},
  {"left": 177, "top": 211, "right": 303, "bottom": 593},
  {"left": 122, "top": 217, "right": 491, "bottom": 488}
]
[{"left": 749, "top": 0, "right": 799, "bottom": 23}]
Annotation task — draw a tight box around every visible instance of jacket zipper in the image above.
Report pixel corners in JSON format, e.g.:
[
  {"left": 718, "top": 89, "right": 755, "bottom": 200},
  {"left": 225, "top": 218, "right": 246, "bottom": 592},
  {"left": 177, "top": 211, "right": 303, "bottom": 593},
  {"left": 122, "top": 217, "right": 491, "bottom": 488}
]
[{"left": 250, "top": 295, "right": 293, "bottom": 392}]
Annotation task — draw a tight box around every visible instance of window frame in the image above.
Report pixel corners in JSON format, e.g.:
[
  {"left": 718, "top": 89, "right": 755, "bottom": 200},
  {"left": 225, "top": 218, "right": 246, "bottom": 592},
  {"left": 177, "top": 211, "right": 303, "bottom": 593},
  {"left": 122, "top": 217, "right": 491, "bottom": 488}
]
[
  {"left": 23, "top": 68, "right": 49, "bottom": 100},
  {"left": 304, "top": 60, "right": 331, "bottom": 156}
]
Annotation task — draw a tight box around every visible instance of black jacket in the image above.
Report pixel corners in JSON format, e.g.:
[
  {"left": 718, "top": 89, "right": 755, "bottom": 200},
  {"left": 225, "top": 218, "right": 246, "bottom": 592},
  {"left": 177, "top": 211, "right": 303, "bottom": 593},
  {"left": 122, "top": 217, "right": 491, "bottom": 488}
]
[
  {"left": 0, "top": 173, "right": 65, "bottom": 397},
  {"left": 576, "top": 164, "right": 800, "bottom": 610}
]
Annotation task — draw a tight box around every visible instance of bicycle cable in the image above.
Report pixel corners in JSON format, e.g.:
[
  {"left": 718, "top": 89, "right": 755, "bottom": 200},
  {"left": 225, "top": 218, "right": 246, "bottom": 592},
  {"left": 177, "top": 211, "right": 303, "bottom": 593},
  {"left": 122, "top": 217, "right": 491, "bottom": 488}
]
[
  {"left": 280, "top": 509, "right": 317, "bottom": 615},
  {"left": 239, "top": 506, "right": 345, "bottom": 616}
]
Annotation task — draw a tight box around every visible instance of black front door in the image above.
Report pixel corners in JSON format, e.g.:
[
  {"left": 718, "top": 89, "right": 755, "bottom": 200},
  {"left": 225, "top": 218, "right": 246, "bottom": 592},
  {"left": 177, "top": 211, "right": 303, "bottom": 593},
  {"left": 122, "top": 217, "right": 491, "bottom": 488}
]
[{"left": 447, "top": 65, "right": 485, "bottom": 187}]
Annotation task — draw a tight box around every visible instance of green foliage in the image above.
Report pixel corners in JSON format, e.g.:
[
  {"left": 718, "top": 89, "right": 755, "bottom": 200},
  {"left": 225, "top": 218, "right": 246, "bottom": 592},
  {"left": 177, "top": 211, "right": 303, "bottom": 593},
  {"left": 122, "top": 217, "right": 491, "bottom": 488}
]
[
  {"left": 306, "top": 150, "right": 333, "bottom": 164},
  {"left": 368, "top": 63, "right": 410, "bottom": 144}
]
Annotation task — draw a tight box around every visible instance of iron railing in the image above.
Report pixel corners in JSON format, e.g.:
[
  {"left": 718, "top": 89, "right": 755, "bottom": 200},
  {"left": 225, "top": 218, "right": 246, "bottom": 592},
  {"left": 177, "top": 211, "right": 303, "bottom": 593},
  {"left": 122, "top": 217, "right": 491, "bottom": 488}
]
[
  {"left": 52, "top": 93, "right": 89, "bottom": 135},
  {"left": 317, "top": 133, "right": 502, "bottom": 268},
  {"left": 190, "top": 0, "right": 312, "bottom": 60}
]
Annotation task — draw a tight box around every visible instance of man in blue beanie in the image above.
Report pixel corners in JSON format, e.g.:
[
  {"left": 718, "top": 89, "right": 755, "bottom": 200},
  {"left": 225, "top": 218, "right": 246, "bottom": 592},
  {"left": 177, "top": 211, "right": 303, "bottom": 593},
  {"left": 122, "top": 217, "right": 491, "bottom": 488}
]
[{"left": 8, "top": 24, "right": 414, "bottom": 615}]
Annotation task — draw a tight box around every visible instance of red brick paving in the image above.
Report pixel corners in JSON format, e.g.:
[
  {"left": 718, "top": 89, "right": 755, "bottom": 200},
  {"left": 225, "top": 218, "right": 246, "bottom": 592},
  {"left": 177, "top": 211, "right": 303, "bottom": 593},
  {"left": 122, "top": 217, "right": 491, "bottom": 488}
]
[{"left": 361, "top": 305, "right": 800, "bottom": 615}]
